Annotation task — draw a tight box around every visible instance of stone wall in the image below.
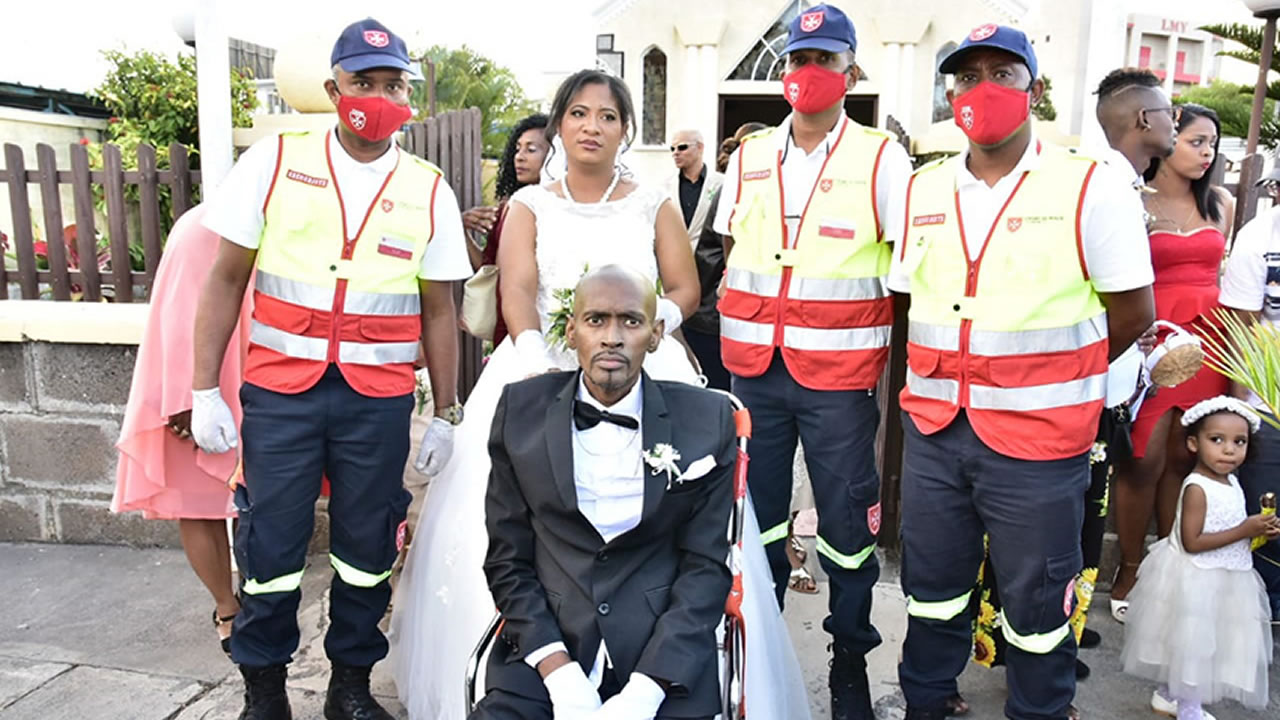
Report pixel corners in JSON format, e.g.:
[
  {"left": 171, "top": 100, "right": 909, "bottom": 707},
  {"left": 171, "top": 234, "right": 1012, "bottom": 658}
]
[{"left": 0, "top": 340, "right": 184, "bottom": 546}]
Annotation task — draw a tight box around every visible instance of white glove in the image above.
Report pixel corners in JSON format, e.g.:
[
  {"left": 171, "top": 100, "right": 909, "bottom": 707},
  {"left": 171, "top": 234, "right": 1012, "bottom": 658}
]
[
  {"left": 414, "top": 417, "right": 455, "bottom": 475},
  {"left": 515, "top": 329, "right": 556, "bottom": 376},
  {"left": 655, "top": 297, "right": 682, "bottom": 335},
  {"left": 190, "top": 387, "right": 238, "bottom": 454},
  {"left": 543, "top": 662, "right": 602, "bottom": 719},
  {"left": 590, "top": 673, "right": 664, "bottom": 720}
]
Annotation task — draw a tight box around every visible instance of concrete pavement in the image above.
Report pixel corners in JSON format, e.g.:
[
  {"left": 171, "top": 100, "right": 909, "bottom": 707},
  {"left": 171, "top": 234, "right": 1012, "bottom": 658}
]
[{"left": 2, "top": 541, "right": 1277, "bottom": 719}]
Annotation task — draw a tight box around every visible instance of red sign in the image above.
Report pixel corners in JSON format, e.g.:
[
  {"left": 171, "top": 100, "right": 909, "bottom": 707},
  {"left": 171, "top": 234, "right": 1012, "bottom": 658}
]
[{"left": 377, "top": 236, "right": 413, "bottom": 260}]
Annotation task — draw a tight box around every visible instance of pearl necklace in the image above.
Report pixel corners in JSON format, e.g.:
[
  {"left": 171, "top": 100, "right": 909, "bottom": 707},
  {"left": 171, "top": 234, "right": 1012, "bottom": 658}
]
[{"left": 562, "top": 170, "right": 621, "bottom": 205}]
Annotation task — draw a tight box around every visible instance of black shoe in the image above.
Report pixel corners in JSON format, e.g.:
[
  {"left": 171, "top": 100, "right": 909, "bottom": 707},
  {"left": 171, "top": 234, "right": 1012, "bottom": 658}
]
[
  {"left": 904, "top": 708, "right": 950, "bottom": 720},
  {"left": 1079, "top": 627, "right": 1101, "bottom": 649},
  {"left": 829, "top": 641, "right": 873, "bottom": 720},
  {"left": 324, "top": 663, "right": 393, "bottom": 720},
  {"left": 237, "top": 664, "right": 292, "bottom": 720},
  {"left": 1075, "top": 658, "right": 1091, "bottom": 680}
]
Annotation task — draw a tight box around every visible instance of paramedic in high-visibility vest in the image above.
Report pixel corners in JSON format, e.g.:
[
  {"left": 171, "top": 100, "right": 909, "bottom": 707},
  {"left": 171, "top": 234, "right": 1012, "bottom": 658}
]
[
  {"left": 890, "top": 26, "right": 1155, "bottom": 720},
  {"left": 189, "top": 18, "right": 472, "bottom": 720},
  {"left": 710, "top": 5, "right": 911, "bottom": 719}
]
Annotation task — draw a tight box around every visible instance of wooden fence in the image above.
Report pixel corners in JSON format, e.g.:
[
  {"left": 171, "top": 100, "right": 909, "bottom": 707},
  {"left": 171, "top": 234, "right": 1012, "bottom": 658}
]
[{"left": 1, "top": 142, "right": 197, "bottom": 302}]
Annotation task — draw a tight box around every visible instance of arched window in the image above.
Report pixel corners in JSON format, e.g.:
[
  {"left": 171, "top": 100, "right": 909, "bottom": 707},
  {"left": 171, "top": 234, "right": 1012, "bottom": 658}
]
[
  {"left": 643, "top": 47, "right": 667, "bottom": 146},
  {"left": 933, "top": 42, "right": 958, "bottom": 123}
]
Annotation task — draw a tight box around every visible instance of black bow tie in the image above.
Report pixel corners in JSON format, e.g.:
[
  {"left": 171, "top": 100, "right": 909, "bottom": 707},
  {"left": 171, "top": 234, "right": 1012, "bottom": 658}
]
[{"left": 573, "top": 400, "right": 639, "bottom": 431}]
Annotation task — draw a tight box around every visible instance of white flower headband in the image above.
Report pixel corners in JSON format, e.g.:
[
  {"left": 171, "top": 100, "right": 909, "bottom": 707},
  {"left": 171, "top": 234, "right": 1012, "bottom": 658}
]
[{"left": 1180, "top": 395, "right": 1262, "bottom": 434}]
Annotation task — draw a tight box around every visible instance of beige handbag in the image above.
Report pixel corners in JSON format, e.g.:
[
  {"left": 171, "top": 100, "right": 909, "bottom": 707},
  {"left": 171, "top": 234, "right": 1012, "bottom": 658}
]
[
  {"left": 1145, "top": 320, "right": 1205, "bottom": 388},
  {"left": 460, "top": 264, "right": 499, "bottom": 341}
]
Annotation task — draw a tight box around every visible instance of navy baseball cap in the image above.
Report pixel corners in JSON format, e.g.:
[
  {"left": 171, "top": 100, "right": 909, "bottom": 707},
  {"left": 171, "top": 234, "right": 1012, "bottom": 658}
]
[
  {"left": 331, "top": 18, "right": 421, "bottom": 77},
  {"left": 782, "top": 4, "right": 857, "bottom": 56},
  {"left": 940, "top": 24, "right": 1038, "bottom": 79}
]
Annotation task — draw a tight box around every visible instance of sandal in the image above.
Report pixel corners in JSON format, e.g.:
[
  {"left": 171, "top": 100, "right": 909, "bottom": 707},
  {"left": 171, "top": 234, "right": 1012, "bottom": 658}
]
[
  {"left": 788, "top": 534, "right": 808, "bottom": 565},
  {"left": 1109, "top": 562, "right": 1139, "bottom": 624},
  {"left": 787, "top": 566, "right": 819, "bottom": 594},
  {"left": 213, "top": 608, "right": 237, "bottom": 658},
  {"left": 945, "top": 693, "right": 970, "bottom": 716}
]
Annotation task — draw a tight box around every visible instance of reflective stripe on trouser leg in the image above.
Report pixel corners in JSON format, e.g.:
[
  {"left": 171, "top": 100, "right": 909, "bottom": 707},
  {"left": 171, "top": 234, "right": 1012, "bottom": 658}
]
[
  {"left": 759, "top": 521, "right": 789, "bottom": 546},
  {"left": 243, "top": 569, "right": 305, "bottom": 595},
  {"left": 794, "top": 384, "right": 881, "bottom": 654},
  {"left": 329, "top": 554, "right": 392, "bottom": 587},
  {"left": 731, "top": 358, "right": 801, "bottom": 611},
  {"left": 906, "top": 591, "right": 972, "bottom": 621},
  {"left": 1000, "top": 612, "right": 1072, "bottom": 654}
]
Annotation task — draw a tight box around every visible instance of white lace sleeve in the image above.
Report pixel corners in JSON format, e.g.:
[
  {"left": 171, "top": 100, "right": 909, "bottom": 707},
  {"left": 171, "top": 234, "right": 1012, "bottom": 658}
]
[
  {"left": 640, "top": 183, "right": 674, "bottom": 229},
  {"left": 508, "top": 184, "right": 546, "bottom": 217}
]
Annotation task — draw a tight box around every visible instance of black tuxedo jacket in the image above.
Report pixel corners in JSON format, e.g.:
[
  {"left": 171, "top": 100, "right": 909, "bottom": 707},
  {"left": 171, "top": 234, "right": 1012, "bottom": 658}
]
[{"left": 482, "top": 371, "right": 735, "bottom": 716}]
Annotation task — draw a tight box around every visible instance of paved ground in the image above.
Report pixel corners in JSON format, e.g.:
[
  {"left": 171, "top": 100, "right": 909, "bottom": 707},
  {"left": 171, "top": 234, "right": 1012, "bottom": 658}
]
[{"left": 1, "top": 542, "right": 1276, "bottom": 719}]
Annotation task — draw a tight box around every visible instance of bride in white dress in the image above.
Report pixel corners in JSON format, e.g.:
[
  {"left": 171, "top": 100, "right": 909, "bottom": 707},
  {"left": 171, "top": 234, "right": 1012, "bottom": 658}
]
[{"left": 389, "top": 69, "right": 810, "bottom": 720}]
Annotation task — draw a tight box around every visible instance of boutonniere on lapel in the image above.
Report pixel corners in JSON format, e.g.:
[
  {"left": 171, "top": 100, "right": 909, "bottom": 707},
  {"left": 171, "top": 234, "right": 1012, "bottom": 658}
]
[{"left": 643, "top": 443, "right": 682, "bottom": 490}]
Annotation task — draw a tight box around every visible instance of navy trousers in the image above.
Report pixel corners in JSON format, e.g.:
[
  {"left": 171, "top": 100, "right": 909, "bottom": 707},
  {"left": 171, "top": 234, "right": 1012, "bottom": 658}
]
[
  {"left": 731, "top": 352, "right": 882, "bottom": 655},
  {"left": 898, "top": 412, "right": 1086, "bottom": 720},
  {"left": 230, "top": 365, "right": 413, "bottom": 668},
  {"left": 1239, "top": 421, "right": 1280, "bottom": 620},
  {"left": 685, "top": 327, "right": 731, "bottom": 391}
]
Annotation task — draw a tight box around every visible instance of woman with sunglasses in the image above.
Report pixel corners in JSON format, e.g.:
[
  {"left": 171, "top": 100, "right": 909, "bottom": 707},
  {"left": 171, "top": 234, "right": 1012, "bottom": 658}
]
[{"left": 1110, "top": 103, "right": 1236, "bottom": 621}]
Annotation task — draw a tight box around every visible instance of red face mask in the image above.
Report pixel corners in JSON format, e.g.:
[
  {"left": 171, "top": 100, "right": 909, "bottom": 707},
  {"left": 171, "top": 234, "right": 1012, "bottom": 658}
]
[
  {"left": 951, "top": 81, "right": 1031, "bottom": 147},
  {"left": 337, "top": 95, "right": 413, "bottom": 142},
  {"left": 781, "top": 64, "right": 848, "bottom": 114}
]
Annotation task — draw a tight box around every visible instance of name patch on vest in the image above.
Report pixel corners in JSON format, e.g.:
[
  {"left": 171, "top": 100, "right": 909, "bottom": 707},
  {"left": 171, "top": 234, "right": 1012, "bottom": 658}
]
[
  {"left": 818, "top": 220, "right": 856, "bottom": 240},
  {"left": 377, "top": 235, "right": 414, "bottom": 260},
  {"left": 285, "top": 169, "right": 329, "bottom": 188},
  {"left": 742, "top": 169, "right": 772, "bottom": 182},
  {"left": 912, "top": 213, "right": 946, "bottom": 227}
]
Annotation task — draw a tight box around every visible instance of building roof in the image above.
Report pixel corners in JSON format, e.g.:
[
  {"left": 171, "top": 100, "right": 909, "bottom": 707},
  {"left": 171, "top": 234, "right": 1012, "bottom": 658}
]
[{"left": 0, "top": 82, "right": 110, "bottom": 119}]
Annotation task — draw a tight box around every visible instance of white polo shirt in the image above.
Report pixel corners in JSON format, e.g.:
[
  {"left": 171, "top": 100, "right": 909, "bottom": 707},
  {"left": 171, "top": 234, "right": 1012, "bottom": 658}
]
[
  {"left": 886, "top": 135, "right": 1153, "bottom": 294},
  {"left": 1220, "top": 206, "right": 1280, "bottom": 410},
  {"left": 202, "top": 129, "right": 473, "bottom": 282},
  {"left": 712, "top": 112, "right": 913, "bottom": 247}
]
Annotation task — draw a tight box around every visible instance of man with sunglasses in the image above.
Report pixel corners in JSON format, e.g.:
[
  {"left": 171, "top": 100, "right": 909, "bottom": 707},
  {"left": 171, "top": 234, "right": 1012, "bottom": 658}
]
[
  {"left": 668, "top": 130, "right": 722, "bottom": 243},
  {"left": 711, "top": 5, "right": 912, "bottom": 719}
]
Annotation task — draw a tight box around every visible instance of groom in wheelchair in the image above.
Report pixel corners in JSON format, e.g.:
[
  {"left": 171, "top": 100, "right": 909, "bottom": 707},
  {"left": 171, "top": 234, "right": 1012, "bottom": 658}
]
[{"left": 470, "top": 265, "right": 738, "bottom": 720}]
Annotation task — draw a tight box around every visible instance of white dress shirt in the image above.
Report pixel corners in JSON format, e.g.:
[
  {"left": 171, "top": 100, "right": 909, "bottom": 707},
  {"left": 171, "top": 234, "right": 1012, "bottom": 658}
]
[
  {"left": 524, "top": 375, "right": 646, "bottom": 688},
  {"left": 202, "top": 129, "right": 473, "bottom": 282},
  {"left": 712, "top": 112, "right": 913, "bottom": 248}
]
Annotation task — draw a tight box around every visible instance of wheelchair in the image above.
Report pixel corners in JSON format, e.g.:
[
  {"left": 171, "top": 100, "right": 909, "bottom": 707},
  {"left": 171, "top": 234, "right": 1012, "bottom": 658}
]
[{"left": 465, "top": 391, "right": 753, "bottom": 719}]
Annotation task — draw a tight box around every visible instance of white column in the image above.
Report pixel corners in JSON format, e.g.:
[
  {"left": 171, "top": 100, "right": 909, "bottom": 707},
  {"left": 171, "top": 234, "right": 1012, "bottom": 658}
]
[
  {"left": 898, "top": 43, "right": 916, "bottom": 134},
  {"left": 1163, "top": 34, "right": 1177, "bottom": 96},
  {"left": 195, "top": 1, "right": 233, "bottom": 192},
  {"left": 879, "top": 42, "right": 900, "bottom": 130},
  {"left": 684, "top": 44, "right": 701, "bottom": 138},
  {"left": 1126, "top": 28, "right": 1142, "bottom": 67},
  {"left": 1198, "top": 38, "right": 1212, "bottom": 87},
  {"left": 700, "top": 44, "right": 719, "bottom": 139}
]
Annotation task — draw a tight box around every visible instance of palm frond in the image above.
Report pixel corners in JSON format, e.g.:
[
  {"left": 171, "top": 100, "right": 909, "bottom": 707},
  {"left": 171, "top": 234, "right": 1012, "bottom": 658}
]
[
  {"left": 1202, "top": 22, "right": 1280, "bottom": 75},
  {"left": 1200, "top": 308, "right": 1280, "bottom": 431}
]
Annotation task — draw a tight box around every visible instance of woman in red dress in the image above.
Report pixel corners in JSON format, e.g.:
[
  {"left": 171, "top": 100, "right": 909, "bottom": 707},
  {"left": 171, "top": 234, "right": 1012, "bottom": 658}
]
[{"left": 1110, "top": 104, "right": 1236, "bottom": 617}]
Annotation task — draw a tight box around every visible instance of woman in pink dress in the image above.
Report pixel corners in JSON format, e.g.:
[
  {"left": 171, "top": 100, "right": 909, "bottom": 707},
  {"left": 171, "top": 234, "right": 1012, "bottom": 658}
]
[
  {"left": 1110, "top": 104, "right": 1236, "bottom": 617},
  {"left": 112, "top": 204, "right": 251, "bottom": 654}
]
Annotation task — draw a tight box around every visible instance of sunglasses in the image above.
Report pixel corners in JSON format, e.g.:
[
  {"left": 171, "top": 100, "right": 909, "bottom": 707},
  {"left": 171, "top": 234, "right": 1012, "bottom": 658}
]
[{"left": 669, "top": 143, "right": 693, "bottom": 152}]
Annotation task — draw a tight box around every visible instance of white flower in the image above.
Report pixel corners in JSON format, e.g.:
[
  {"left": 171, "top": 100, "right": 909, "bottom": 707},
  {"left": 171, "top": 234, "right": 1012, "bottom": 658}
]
[
  {"left": 643, "top": 443, "right": 682, "bottom": 490},
  {"left": 1089, "top": 441, "right": 1107, "bottom": 465}
]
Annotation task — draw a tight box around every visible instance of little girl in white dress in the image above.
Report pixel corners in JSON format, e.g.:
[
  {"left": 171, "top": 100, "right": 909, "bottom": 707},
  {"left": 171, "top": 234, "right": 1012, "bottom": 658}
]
[{"left": 1121, "top": 396, "right": 1278, "bottom": 719}]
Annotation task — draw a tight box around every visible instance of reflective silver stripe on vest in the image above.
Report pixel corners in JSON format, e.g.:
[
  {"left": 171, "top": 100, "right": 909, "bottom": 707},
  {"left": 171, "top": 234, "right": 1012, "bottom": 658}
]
[
  {"left": 720, "top": 317, "right": 775, "bottom": 346},
  {"left": 344, "top": 290, "right": 420, "bottom": 316},
  {"left": 783, "top": 325, "right": 891, "bottom": 351},
  {"left": 338, "top": 340, "right": 420, "bottom": 365},
  {"left": 250, "top": 321, "right": 328, "bottom": 360},
  {"left": 968, "top": 373, "right": 1107, "bottom": 412},
  {"left": 969, "top": 315, "right": 1107, "bottom": 356},
  {"left": 905, "top": 368, "right": 959, "bottom": 404},
  {"left": 908, "top": 322, "right": 960, "bottom": 351},
  {"left": 725, "top": 267, "right": 782, "bottom": 296},
  {"left": 787, "top": 275, "right": 889, "bottom": 301},
  {"left": 255, "top": 270, "right": 333, "bottom": 311}
]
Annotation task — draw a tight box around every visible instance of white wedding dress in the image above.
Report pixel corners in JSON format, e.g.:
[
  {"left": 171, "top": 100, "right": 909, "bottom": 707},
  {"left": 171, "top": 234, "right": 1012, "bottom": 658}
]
[{"left": 389, "top": 182, "right": 811, "bottom": 720}]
